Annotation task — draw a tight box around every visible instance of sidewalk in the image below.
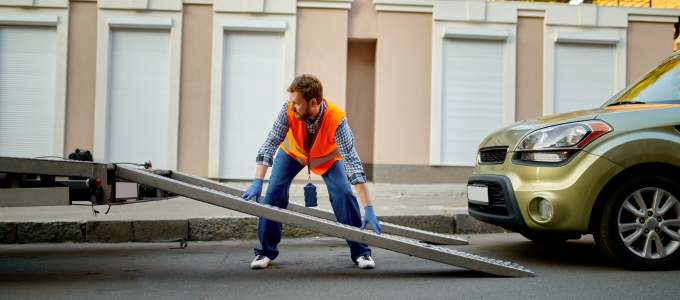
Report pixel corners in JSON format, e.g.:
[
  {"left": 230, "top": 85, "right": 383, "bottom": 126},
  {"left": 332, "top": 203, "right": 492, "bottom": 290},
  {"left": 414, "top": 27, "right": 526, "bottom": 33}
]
[{"left": 0, "top": 181, "right": 505, "bottom": 243}]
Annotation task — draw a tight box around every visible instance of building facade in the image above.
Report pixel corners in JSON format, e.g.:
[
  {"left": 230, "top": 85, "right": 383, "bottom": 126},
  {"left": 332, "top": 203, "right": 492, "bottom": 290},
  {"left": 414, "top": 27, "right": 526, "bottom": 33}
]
[{"left": 0, "top": 0, "right": 678, "bottom": 183}]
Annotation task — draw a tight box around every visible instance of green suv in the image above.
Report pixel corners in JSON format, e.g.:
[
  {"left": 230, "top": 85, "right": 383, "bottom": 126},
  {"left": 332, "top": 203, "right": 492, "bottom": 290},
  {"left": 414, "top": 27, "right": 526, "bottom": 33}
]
[{"left": 467, "top": 53, "right": 680, "bottom": 270}]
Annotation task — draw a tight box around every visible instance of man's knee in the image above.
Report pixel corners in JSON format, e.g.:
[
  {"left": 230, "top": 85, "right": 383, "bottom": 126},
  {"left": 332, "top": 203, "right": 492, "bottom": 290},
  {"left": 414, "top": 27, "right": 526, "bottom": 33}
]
[
  {"left": 263, "top": 183, "right": 289, "bottom": 206},
  {"left": 340, "top": 186, "right": 355, "bottom": 200},
  {"left": 329, "top": 183, "right": 355, "bottom": 203}
]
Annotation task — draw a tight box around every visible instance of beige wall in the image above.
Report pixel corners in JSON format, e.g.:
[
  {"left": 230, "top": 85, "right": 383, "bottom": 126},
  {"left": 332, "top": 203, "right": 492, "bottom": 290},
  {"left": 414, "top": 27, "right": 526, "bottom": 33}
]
[
  {"left": 65, "top": 0, "right": 97, "bottom": 155},
  {"left": 627, "top": 21, "right": 674, "bottom": 84},
  {"left": 348, "top": 0, "right": 377, "bottom": 39},
  {"left": 346, "top": 41, "right": 376, "bottom": 165},
  {"left": 31, "top": 2, "right": 680, "bottom": 184},
  {"left": 373, "top": 12, "right": 432, "bottom": 165},
  {"left": 515, "top": 17, "right": 544, "bottom": 121},
  {"left": 295, "top": 8, "right": 349, "bottom": 109},
  {"left": 177, "top": 4, "right": 212, "bottom": 176}
]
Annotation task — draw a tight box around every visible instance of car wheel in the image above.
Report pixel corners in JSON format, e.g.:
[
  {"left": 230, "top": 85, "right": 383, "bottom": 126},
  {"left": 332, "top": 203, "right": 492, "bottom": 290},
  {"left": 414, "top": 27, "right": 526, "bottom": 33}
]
[
  {"left": 520, "top": 231, "right": 579, "bottom": 244},
  {"left": 594, "top": 174, "right": 680, "bottom": 270}
]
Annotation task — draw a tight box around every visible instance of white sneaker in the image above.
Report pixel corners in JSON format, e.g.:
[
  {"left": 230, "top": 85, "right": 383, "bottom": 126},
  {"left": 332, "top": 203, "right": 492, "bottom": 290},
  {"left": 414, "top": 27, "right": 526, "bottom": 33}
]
[
  {"left": 356, "top": 255, "right": 376, "bottom": 269},
  {"left": 250, "top": 255, "right": 271, "bottom": 269}
]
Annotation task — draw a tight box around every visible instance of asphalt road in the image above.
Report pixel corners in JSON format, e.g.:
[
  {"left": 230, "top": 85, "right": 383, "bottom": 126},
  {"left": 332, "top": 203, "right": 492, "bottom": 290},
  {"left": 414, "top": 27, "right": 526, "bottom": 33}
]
[{"left": 1, "top": 233, "right": 678, "bottom": 300}]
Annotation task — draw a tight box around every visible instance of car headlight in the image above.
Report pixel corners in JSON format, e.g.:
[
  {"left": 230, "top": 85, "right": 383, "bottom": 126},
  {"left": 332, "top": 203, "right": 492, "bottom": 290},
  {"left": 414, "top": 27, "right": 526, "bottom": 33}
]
[{"left": 515, "top": 121, "right": 612, "bottom": 163}]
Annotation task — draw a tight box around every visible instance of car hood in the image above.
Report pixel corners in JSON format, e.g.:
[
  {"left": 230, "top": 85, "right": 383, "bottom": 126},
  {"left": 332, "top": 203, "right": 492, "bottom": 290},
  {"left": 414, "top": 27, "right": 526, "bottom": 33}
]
[{"left": 479, "top": 108, "right": 601, "bottom": 150}]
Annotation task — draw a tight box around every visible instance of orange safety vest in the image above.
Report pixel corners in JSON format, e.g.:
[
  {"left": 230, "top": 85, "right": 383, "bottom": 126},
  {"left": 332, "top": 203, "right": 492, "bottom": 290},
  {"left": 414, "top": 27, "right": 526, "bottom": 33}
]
[{"left": 279, "top": 100, "right": 344, "bottom": 175}]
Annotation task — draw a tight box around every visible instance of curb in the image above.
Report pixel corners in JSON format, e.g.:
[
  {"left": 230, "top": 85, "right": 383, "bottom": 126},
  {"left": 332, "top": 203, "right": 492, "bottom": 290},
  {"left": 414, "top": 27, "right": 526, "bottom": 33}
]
[{"left": 0, "top": 214, "right": 506, "bottom": 244}]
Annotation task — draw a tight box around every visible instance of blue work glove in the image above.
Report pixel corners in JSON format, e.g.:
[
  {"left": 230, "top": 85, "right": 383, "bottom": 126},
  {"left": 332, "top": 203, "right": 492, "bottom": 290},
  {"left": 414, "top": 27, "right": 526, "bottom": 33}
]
[
  {"left": 361, "top": 206, "right": 382, "bottom": 234},
  {"left": 241, "top": 179, "right": 263, "bottom": 202}
]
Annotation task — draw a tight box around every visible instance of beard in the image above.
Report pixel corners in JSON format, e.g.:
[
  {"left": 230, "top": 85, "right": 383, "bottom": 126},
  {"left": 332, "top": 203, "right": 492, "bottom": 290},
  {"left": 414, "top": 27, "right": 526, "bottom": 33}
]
[{"left": 294, "top": 110, "right": 311, "bottom": 120}]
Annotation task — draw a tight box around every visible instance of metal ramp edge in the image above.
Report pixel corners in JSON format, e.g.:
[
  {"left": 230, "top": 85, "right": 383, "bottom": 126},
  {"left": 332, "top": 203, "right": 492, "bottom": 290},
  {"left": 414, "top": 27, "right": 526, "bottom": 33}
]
[
  {"left": 117, "top": 166, "right": 535, "bottom": 277},
  {"left": 166, "top": 170, "right": 468, "bottom": 246}
]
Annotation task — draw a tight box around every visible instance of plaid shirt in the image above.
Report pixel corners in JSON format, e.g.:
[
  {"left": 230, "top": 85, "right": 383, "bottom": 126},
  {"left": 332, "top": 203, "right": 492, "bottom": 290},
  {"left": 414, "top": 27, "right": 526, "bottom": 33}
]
[{"left": 256, "top": 101, "right": 367, "bottom": 185}]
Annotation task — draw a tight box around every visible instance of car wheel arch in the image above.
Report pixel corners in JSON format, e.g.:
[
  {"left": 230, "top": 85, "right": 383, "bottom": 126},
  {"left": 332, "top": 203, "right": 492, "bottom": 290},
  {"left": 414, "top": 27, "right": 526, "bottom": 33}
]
[{"left": 588, "top": 162, "right": 680, "bottom": 233}]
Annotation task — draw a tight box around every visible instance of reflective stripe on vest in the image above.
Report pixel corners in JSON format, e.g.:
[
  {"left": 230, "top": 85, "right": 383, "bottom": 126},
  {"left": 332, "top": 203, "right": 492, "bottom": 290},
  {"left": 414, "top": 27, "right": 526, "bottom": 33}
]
[
  {"left": 281, "top": 137, "right": 307, "bottom": 165},
  {"left": 281, "top": 136, "right": 338, "bottom": 168},
  {"left": 309, "top": 149, "right": 340, "bottom": 169}
]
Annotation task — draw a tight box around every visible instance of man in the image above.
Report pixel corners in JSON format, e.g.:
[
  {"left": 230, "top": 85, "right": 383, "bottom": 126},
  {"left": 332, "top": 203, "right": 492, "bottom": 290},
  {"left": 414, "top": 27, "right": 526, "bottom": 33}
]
[{"left": 241, "top": 74, "right": 382, "bottom": 270}]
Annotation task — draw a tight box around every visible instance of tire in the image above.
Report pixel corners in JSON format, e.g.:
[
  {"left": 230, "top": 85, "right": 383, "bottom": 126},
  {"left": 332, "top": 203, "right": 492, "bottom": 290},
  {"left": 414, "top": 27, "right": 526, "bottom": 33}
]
[
  {"left": 594, "top": 174, "right": 680, "bottom": 270},
  {"left": 520, "top": 231, "right": 579, "bottom": 244}
]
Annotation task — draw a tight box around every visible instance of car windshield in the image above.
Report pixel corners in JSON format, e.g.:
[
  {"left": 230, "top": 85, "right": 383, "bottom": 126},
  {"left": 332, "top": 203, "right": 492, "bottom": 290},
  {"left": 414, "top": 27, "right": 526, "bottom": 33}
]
[{"left": 603, "top": 54, "right": 680, "bottom": 107}]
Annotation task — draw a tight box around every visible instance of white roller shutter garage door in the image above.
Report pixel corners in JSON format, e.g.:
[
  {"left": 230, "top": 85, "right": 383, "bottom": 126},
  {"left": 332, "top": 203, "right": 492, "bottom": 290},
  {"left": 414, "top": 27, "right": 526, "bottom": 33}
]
[
  {"left": 0, "top": 26, "right": 57, "bottom": 158},
  {"left": 106, "top": 29, "right": 171, "bottom": 169},
  {"left": 441, "top": 39, "right": 505, "bottom": 166},
  {"left": 219, "top": 32, "right": 284, "bottom": 179},
  {"left": 554, "top": 43, "right": 616, "bottom": 113}
]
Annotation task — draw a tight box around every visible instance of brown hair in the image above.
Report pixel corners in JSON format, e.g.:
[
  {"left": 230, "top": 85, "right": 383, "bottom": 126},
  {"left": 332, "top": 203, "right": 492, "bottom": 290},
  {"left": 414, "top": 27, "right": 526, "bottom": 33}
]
[{"left": 287, "top": 74, "right": 323, "bottom": 102}]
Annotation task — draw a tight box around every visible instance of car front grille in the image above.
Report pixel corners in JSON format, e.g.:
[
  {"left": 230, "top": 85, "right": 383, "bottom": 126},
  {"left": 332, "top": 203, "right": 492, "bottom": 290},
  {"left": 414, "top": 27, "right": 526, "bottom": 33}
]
[
  {"left": 468, "top": 181, "right": 509, "bottom": 216},
  {"left": 478, "top": 147, "right": 508, "bottom": 164}
]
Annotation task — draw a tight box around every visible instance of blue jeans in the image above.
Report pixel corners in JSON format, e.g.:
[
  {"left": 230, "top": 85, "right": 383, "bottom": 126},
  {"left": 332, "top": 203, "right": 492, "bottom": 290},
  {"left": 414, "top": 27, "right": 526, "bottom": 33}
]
[{"left": 254, "top": 151, "right": 372, "bottom": 263}]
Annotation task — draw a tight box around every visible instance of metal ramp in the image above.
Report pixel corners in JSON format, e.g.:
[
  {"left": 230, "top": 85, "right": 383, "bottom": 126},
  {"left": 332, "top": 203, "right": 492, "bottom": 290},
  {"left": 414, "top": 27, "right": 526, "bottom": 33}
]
[
  {"left": 116, "top": 165, "right": 535, "bottom": 277},
  {"left": 164, "top": 170, "right": 469, "bottom": 246},
  {"left": 0, "top": 156, "right": 534, "bottom": 277}
]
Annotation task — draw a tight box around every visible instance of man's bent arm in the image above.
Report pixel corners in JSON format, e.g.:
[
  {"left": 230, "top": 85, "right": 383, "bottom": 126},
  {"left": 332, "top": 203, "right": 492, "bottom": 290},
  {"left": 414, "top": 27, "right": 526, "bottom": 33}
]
[
  {"left": 334, "top": 118, "right": 372, "bottom": 208},
  {"left": 254, "top": 164, "right": 269, "bottom": 181},
  {"left": 353, "top": 182, "right": 372, "bottom": 208},
  {"left": 255, "top": 102, "right": 289, "bottom": 168}
]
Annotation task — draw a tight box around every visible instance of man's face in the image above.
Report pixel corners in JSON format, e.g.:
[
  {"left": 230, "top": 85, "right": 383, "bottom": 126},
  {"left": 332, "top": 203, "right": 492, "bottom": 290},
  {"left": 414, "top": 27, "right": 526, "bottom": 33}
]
[{"left": 289, "top": 91, "right": 317, "bottom": 120}]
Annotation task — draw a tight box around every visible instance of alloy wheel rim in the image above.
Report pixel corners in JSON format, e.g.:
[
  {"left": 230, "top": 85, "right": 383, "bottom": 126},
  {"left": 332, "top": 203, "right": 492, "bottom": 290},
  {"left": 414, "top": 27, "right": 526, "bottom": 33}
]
[{"left": 617, "top": 187, "right": 680, "bottom": 259}]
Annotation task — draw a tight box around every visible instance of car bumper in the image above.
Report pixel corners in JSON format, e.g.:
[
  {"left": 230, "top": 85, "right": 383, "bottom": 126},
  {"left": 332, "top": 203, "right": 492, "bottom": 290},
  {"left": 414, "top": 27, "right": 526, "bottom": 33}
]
[
  {"left": 468, "top": 174, "right": 528, "bottom": 233},
  {"left": 468, "top": 151, "right": 623, "bottom": 233}
]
